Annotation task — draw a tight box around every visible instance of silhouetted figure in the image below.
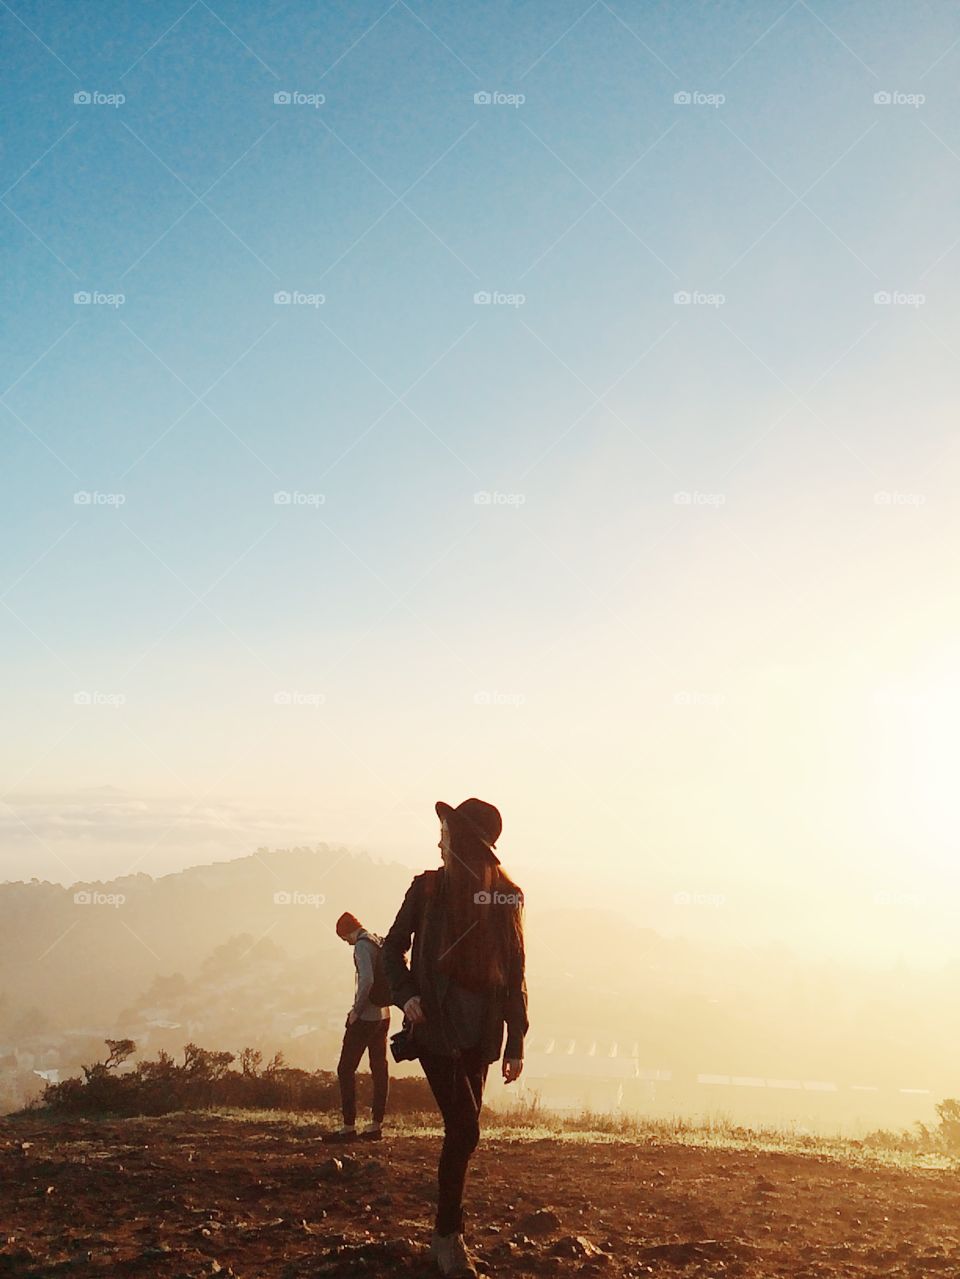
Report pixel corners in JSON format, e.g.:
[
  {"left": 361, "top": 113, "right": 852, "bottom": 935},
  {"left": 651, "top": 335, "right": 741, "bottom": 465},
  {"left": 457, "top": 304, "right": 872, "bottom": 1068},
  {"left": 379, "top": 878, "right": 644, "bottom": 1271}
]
[
  {"left": 384, "top": 798, "right": 528, "bottom": 1278},
  {"left": 324, "top": 911, "right": 391, "bottom": 1142}
]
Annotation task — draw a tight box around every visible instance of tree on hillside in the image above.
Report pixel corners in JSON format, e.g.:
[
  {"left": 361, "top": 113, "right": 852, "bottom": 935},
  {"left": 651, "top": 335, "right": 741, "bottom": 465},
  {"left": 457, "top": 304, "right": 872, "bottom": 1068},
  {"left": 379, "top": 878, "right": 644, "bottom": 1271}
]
[
  {"left": 82, "top": 1038, "right": 136, "bottom": 1079},
  {"left": 142, "top": 972, "right": 189, "bottom": 1004},
  {"left": 201, "top": 934, "right": 285, "bottom": 977},
  {"left": 936, "top": 1099, "right": 960, "bottom": 1152},
  {"left": 10, "top": 1005, "right": 51, "bottom": 1041}
]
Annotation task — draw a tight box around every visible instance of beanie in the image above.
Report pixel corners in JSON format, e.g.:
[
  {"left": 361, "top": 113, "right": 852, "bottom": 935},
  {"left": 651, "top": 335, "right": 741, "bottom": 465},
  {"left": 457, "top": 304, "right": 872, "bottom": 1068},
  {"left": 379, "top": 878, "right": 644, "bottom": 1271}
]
[{"left": 336, "top": 911, "right": 363, "bottom": 939}]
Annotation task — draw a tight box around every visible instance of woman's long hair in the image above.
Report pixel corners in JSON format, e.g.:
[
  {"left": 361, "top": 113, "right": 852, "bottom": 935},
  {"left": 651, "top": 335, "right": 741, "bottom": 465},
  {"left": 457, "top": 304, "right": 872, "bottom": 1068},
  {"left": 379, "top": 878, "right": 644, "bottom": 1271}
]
[{"left": 436, "top": 825, "right": 524, "bottom": 991}]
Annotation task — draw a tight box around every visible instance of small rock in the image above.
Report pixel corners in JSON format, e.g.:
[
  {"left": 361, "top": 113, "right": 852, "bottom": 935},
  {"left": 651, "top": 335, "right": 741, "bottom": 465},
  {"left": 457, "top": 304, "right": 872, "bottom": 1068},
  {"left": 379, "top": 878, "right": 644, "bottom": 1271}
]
[
  {"left": 517, "top": 1208, "right": 562, "bottom": 1236},
  {"left": 551, "top": 1235, "right": 606, "bottom": 1259},
  {"left": 317, "top": 1157, "right": 343, "bottom": 1180}
]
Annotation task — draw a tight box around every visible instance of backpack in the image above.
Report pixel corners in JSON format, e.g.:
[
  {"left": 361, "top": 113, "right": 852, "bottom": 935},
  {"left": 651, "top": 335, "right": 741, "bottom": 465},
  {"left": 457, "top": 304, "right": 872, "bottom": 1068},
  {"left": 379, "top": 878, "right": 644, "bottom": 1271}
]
[{"left": 365, "top": 938, "right": 392, "bottom": 1007}]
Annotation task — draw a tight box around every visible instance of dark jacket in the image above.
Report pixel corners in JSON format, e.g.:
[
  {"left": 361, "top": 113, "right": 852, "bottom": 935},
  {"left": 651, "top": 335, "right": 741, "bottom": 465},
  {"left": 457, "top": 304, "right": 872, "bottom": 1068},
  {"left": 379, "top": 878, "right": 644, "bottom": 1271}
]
[{"left": 382, "top": 869, "right": 528, "bottom": 1065}]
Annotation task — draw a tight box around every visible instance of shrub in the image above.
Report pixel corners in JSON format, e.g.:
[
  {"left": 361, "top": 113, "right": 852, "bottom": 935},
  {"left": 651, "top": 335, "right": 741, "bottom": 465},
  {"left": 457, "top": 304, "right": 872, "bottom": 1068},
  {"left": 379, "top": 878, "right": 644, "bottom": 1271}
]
[
  {"left": 35, "top": 1040, "right": 435, "bottom": 1117},
  {"left": 935, "top": 1099, "right": 960, "bottom": 1153}
]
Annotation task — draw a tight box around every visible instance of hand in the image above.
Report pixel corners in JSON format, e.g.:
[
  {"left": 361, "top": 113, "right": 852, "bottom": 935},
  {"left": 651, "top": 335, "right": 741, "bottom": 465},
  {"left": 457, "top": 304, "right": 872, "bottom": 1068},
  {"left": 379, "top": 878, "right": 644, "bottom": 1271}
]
[
  {"left": 346, "top": 1009, "right": 359, "bottom": 1026},
  {"left": 502, "top": 1057, "right": 523, "bottom": 1084},
  {"left": 403, "top": 995, "right": 426, "bottom": 1025}
]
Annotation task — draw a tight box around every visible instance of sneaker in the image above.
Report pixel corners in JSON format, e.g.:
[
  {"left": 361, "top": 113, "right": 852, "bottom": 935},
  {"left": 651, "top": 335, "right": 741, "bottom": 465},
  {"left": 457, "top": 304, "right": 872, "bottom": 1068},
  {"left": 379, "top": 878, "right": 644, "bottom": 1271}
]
[
  {"left": 430, "top": 1231, "right": 477, "bottom": 1277},
  {"left": 321, "top": 1126, "right": 356, "bottom": 1143},
  {"left": 359, "top": 1124, "right": 383, "bottom": 1140}
]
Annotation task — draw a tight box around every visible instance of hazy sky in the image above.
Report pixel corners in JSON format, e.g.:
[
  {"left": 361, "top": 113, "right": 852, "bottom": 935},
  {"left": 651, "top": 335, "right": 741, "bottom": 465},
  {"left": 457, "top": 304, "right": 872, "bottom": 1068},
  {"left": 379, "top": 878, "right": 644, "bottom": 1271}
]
[{"left": 3, "top": 1, "right": 960, "bottom": 965}]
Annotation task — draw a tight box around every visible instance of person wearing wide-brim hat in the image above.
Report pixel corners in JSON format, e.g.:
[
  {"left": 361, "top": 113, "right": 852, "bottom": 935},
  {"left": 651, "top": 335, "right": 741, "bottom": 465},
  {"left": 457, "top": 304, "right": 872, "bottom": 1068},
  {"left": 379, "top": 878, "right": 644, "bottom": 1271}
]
[{"left": 383, "top": 798, "right": 528, "bottom": 1279}]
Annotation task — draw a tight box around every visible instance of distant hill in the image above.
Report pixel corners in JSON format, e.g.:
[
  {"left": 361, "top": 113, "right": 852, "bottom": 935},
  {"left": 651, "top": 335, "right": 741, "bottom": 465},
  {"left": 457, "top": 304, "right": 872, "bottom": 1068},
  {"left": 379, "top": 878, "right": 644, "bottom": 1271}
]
[
  {"left": 0, "top": 846, "right": 413, "bottom": 1086},
  {"left": 2, "top": 847, "right": 959, "bottom": 1131}
]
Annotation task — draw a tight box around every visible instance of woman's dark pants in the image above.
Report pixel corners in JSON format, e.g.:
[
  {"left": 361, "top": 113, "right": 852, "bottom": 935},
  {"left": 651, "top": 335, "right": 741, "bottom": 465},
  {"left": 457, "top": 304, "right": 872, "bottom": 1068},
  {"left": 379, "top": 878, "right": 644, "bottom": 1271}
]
[
  {"left": 419, "top": 1047, "right": 489, "bottom": 1235},
  {"left": 336, "top": 1018, "right": 389, "bottom": 1125}
]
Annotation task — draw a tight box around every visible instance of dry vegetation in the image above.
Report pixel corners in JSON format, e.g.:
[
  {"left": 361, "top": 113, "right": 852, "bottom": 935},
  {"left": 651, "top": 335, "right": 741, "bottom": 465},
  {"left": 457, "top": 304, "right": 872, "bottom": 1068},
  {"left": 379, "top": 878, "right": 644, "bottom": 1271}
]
[{"left": 4, "top": 1100, "right": 960, "bottom": 1278}]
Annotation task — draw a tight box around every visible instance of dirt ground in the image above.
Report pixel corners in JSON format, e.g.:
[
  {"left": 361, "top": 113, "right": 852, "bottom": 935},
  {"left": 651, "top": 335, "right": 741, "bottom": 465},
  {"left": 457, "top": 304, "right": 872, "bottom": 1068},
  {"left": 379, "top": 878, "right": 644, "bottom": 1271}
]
[{"left": 2, "top": 1111, "right": 960, "bottom": 1278}]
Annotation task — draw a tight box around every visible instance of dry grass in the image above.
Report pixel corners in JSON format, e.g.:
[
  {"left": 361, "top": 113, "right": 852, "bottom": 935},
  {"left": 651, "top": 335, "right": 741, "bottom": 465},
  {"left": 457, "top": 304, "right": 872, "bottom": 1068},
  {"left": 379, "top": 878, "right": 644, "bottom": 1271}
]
[{"left": 142, "top": 1101, "right": 958, "bottom": 1172}]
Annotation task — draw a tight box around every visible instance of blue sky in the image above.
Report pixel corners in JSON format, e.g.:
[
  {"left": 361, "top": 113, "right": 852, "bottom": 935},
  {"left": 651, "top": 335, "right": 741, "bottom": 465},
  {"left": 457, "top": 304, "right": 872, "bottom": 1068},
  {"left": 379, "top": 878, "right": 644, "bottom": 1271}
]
[{"left": 3, "top": 1, "right": 960, "bottom": 963}]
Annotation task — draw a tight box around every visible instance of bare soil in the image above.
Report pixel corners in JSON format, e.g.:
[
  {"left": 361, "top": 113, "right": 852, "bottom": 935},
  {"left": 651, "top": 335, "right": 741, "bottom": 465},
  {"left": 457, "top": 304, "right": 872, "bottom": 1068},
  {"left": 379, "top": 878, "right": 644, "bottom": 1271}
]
[{"left": 2, "top": 1111, "right": 960, "bottom": 1277}]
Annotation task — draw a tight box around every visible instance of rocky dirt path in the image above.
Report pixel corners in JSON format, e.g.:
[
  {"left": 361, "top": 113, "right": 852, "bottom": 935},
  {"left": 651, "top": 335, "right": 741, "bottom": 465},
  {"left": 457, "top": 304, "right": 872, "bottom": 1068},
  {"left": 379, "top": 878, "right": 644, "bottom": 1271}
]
[{"left": 2, "top": 1113, "right": 960, "bottom": 1277}]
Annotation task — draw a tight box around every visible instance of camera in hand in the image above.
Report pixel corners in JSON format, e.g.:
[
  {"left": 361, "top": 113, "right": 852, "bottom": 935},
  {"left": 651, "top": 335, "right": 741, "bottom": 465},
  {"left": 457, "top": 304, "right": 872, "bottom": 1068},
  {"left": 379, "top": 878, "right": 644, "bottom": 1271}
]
[{"left": 390, "top": 1019, "right": 419, "bottom": 1062}]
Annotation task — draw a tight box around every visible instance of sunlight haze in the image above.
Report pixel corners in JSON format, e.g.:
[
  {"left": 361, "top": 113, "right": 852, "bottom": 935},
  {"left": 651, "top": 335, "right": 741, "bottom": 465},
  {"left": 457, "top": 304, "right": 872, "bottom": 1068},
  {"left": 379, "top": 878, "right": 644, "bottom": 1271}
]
[{"left": 3, "top": 3, "right": 960, "bottom": 976}]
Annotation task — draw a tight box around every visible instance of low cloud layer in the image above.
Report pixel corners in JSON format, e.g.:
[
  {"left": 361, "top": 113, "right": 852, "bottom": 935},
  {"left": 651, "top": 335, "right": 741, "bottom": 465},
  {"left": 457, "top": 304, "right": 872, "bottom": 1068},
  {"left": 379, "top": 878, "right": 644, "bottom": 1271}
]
[{"left": 0, "top": 790, "right": 325, "bottom": 885}]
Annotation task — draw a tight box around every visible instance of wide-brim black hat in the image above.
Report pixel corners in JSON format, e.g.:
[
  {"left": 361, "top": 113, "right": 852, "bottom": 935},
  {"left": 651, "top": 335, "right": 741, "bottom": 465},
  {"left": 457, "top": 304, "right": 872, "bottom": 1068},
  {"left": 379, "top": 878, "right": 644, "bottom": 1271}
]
[{"left": 436, "top": 797, "right": 502, "bottom": 862}]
